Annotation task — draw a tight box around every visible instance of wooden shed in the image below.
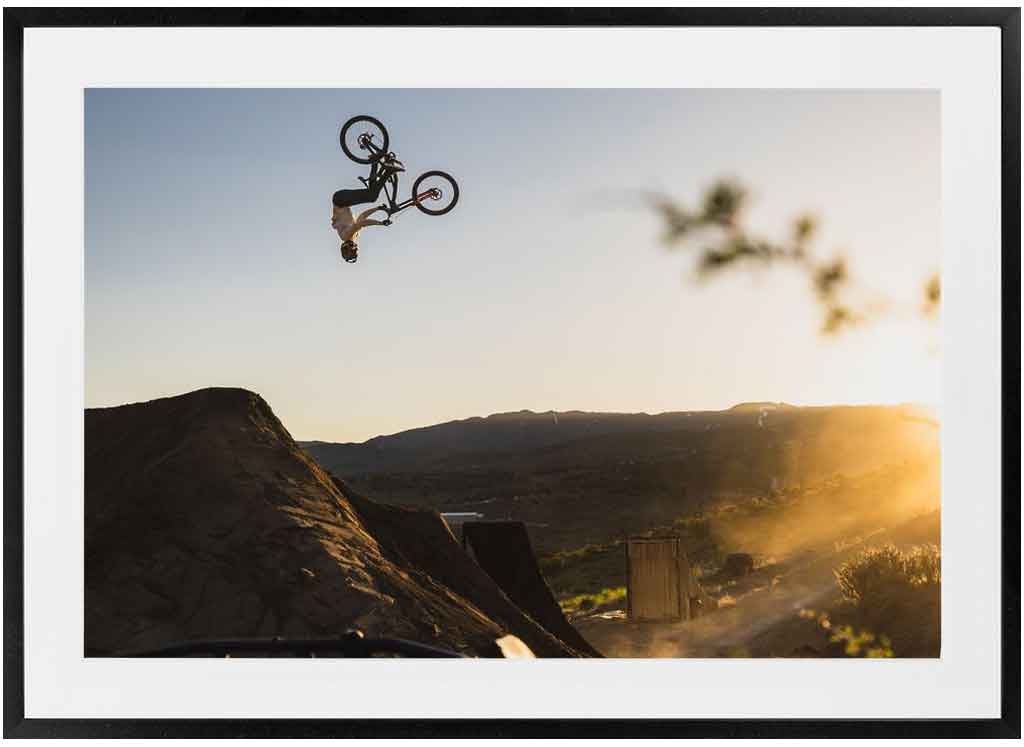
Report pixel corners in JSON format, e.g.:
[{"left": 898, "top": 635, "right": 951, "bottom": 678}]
[{"left": 625, "top": 536, "right": 695, "bottom": 622}]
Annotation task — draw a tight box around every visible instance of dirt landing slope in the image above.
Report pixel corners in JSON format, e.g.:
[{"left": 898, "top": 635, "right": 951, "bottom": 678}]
[
  {"left": 85, "top": 388, "right": 585, "bottom": 657},
  {"left": 462, "top": 522, "right": 602, "bottom": 656}
]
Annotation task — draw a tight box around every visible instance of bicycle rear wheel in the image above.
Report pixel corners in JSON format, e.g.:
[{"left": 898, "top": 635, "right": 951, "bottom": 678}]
[
  {"left": 339, "top": 115, "right": 390, "bottom": 164},
  {"left": 412, "top": 171, "right": 460, "bottom": 216}
]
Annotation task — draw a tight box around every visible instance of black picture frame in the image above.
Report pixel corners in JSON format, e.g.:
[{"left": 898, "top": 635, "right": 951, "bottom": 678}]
[{"left": 3, "top": 6, "right": 1020, "bottom": 739}]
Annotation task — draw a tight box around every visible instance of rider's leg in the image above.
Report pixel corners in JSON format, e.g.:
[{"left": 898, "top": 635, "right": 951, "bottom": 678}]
[{"left": 332, "top": 178, "right": 385, "bottom": 209}]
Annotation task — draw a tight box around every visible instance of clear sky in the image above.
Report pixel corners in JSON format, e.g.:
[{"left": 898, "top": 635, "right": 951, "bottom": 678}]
[{"left": 85, "top": 89, "right": 940, "bottom": 442}]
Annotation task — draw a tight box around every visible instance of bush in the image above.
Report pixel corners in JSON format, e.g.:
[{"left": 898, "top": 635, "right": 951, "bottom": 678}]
[
  {"left": 834, "top": 544, "right": 940, "bottom": 606},
  {"left": 558, "top": 586, "right": 626, "bottom": 616}
]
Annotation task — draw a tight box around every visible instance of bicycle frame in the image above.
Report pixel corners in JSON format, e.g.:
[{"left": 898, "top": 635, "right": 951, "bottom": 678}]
[{"left": 359, "top": 135, "right": 439, "bottom": 218}]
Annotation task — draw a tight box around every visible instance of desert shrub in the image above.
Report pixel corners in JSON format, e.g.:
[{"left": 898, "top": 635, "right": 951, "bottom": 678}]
[
  {"left": 823, "top": 544, "right": 941, "bottom": 658},
  {"left": 558, "top": 586, "right": 626, "bottom": 615},
  {"left": 834, "top": 544, "right": 940, "bottom": 606}
]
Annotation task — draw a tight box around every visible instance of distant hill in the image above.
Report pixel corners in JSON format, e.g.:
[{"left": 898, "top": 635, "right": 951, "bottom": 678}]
[
  {"left": 728, "top": 401, "right": 797, "bottom": 412},
  {"left": 301, "top": 404, "right": 940, "bottom": 553},
  {"left": 302, "top": 409, "right": 714, "bottom": 473},
  {"left": 301, "top": 403, "right": 930, "bottom": 476}
]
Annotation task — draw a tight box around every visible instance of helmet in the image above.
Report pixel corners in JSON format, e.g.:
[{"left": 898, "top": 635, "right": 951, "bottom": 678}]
[{"left": 340, "top": 240, "right": 359, "bottom": 263}]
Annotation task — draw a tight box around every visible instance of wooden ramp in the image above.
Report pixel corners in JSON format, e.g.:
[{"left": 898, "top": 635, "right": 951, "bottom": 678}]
[{"left": 462, "top": 521, "right": 602, "bottom": 657}]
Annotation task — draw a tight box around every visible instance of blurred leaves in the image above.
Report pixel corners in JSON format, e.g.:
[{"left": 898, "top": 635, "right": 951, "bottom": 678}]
[
  {"left": 698, "top": 238, "right": 776, "bottom": 277},
  {"left": 701, "top": 180, "right": 747, "bottom": 228},
  {"left": 793, "top": 214, "right": 817, "bottom": 246},
  {"left": 822, "top": 306, "right": 859, "bottom": 336},
  {"left": 649, "top": 179, "right": 940, "bottom": 336},
  {"left": 813, "top": 257, "right": 847, "bottom": 301}
]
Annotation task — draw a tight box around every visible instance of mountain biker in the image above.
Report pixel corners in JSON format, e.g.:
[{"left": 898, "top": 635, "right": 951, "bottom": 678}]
[{"left": 332, "top": 155, "right": 405, "bottom": 263}]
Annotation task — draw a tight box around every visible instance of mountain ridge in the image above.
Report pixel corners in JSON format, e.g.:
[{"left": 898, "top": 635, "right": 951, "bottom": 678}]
[{"left": 300, "top": 402, "right": 930, "bottom": 476}]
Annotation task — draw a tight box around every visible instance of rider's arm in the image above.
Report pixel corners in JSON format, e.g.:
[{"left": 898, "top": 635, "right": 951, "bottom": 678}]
[
  {"left": 353, "top": 206, "right": 388, "bottom": 228},
  {"left": 352, "top": 217, "right": 387, "bottom": 232},
  {"left": 355, "top": 206, "right": 386, "bottom": 222}
]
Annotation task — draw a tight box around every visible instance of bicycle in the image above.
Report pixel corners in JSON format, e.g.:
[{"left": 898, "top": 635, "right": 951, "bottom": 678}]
[{"left": 339, "top": 115, "right": 459, "bottom": 221}]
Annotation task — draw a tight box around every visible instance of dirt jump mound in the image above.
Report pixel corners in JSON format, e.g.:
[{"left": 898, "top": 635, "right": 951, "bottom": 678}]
[{"left": 85, "top": 387, "right": 591, "bottom": 657}]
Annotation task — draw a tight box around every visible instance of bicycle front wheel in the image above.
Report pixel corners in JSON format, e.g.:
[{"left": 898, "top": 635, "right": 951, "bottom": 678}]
[
  {"left": 412, "top": 171, "right": 460, "bottom": 216},
  {"left": 339, "top": 115, "right": 390, "bottom": 164}
]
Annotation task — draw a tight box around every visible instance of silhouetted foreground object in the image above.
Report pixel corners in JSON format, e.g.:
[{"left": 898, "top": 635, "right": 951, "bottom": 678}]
[
  {"left": 462, "top": 521, "right": 602, "bottom": 656},
  {"left": 116, "top": 628, "right": 539, "bottom": 659},
  {"left": 117, "top": 630, "right": 469, "bottom": 658},
  {"left": 648, "top": 180, "right": 940, "bottom": 335},
  {"left": 85, "top": 388, "right": 586, "bottom": 657}
]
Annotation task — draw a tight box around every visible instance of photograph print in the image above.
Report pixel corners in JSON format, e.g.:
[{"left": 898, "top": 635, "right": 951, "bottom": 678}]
[{"left": 85, "top": 88, "right": 942, "bottom": 660}]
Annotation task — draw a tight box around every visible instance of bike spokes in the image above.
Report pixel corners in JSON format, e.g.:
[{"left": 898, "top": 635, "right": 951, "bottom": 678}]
[
  {"left": 411, "top": 171, "right": 459, "bottom": 216},
  {"left": 339, "top": 115, "right": 390, "bottom": 165},
  {"left": 348, "top": 130, "right": 382, "bottom": 158}
]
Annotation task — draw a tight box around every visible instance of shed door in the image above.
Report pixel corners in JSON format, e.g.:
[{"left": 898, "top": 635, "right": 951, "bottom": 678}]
[{"left": 628, "top": 539, "right": 681, "bottom": 621}]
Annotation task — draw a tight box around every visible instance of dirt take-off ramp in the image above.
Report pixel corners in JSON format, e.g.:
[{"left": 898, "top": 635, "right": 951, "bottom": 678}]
[{"left": 85, "top": 388, "right": 596, "bottom": 657}]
